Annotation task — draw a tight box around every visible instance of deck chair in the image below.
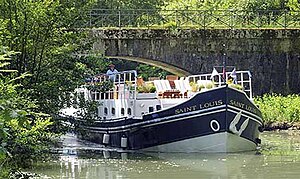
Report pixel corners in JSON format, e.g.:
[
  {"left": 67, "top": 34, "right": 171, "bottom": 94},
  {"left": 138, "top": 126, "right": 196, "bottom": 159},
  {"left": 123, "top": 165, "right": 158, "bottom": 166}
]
[
  {"left": 154, "top": 80, "right": 164, "bottom": 93},
  {"left": 174, "top": 79, "right": 192, "bottom": 98},
  {"left": 160, "top": 80, "right": 172, "bottom": 91},
  {"left": 183, "top": 79, "right": 192, "bottom": 91},
  {"left": 154, "top": 80, "right": 180, "bottom": 98}
]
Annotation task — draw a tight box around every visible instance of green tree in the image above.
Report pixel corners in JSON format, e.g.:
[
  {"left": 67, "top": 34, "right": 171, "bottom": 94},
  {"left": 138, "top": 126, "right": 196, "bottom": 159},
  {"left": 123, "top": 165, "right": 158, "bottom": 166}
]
[
  {"left": 0, "top": 47, "right": 57, "bottom": 177},
  {"left": 93, "top": 0, "right": 165, "bottom": 9},
  {"left": 137, "top": 64, "right": 171, "bottom": 80},
  {"left": 0, "top": 0, "right": 98, "bottom": 114}
]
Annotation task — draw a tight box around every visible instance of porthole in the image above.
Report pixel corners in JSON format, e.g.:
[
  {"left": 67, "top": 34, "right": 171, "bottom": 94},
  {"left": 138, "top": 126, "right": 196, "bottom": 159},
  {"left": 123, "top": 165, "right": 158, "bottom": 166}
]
[
  {"left": 104, "top": 107, "right": 108, "bottom": 115},
  {"left": 149, "top": 106, "right": 154, "bottom": 113},
  {"left": 96, "top": 108, "right": 99, "bottom": 116},
  {"left": 127, "top": 108, "right": 132, "bottom": 115},
  {"left": 156, "top": 105, "right": 161, "bottom": 111},
  {"left": 112, "top": 108, "right": 115, "bottom": 115},
  {"left": 210, "top": 119, "right": 220, "bottom": 132}
]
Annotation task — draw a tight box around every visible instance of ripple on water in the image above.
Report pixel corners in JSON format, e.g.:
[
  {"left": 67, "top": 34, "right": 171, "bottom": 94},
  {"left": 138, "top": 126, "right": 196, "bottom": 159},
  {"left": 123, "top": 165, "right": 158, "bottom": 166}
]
[{"left": 27, "top": 131, "right": 300, "bottom": 179}]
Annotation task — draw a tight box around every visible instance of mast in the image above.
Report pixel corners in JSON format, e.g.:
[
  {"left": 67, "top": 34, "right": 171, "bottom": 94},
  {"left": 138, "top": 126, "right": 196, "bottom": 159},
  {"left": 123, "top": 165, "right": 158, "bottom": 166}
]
[{"left": 222, "top": 43, "right": 226, "bottom": 84}]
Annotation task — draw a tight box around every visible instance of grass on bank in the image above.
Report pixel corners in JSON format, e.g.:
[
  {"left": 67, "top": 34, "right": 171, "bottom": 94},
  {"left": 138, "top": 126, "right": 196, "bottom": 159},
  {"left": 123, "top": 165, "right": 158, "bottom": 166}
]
[{"left": 254, "top": 94, "right": 300, "bottom": 125}]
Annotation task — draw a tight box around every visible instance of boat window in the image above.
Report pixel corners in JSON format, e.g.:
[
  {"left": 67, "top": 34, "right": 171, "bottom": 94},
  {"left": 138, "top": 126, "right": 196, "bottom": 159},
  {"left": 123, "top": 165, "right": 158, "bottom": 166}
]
[
  {"left": 156, "top": 105, "right": 161, "bottom": 111},
  {"left": 96, "top": 108, "right": 99, "bottom": 117},
  {"left": 112, "top": 108, "right": 115, "bottom": 115},
  {"left": 127, "top": 108, "right": 132, "bottom": 115},
  {"left": 149, "top": 106, "right": 154, "bottom": 113},
  {"left": 96, "top": 93, "right": 100, "bottom": 100},
  {"left": 91, "top": 92, "right": 96, "bottom": 100},
  {"left": 121, "top": 108, "right": 125, "bottom": 115},
  {"left": 104, "top": 107, "right": 108, "bottom": 115}
]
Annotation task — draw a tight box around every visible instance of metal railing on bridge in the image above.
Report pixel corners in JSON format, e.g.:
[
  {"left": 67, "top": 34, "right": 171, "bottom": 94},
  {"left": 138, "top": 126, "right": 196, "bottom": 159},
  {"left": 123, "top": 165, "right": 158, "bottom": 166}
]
[{"left": 82, "top": 9, "right": 300, "bottom": 29}]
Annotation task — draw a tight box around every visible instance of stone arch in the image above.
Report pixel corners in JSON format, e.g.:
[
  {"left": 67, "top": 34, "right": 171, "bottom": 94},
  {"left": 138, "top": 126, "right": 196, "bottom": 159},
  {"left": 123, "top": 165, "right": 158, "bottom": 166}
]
[{"left": 107, "top": 56, "right": 191, "bottom": 77}]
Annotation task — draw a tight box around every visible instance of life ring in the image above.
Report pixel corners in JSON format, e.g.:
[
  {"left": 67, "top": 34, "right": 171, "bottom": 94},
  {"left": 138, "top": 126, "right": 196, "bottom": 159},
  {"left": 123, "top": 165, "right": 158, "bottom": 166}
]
[{"left": 210, "top": 119, "right": 220, "bottom": 132}]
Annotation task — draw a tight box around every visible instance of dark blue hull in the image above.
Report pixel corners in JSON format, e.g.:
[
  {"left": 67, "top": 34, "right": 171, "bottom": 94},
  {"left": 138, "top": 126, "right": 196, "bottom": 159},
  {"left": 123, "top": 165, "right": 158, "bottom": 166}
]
[{"left": 76, "top": 86, "right": 263, "bottom": 152}]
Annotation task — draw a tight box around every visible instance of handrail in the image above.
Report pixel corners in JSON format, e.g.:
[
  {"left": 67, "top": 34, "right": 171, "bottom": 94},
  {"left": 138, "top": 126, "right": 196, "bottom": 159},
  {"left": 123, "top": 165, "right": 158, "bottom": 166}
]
[
  {"left": 81, "top": 9, "right": 300, "bottom": 29},
  {"left": 186, "top": 70, "right": 253, "bottom": 99},
  {"left": 95, "top": 70, "right": 137, "bottom": 78},
  {"left": 85, "top": 70, "right": 137, "bottom": 101},
  {"left": 82, "top": 70, "right": 138, "bottom": 119}
]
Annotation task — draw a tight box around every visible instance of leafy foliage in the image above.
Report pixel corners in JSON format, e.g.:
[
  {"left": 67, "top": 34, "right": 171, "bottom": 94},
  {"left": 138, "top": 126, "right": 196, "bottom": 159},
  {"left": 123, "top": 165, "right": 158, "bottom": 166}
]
[
  {"left": 93, "top": 0, "right": 165, "bottom": 9},
  {"left": 254, "top": 94, "right": 300, "bottom": 124},
  {"left": 5, "top": 118, "right": 56, "bottom": 168},
  {"left": 163, "top": 0, "right": 299, "bottom": 10},
  {"left": 87, "top": 80, "right": 114, "bottom": 92},
  {"left": 73, "top": 92, "right": 99, "bottom": 123},
  {"left": 88, "top": 57, "right": 171, "bottom": 81},
  {"left": 87, "top": 0, "right": 300, "bottom": 28},
  {"left": 137, "top": 64, "right": 171, "bottom": 81},
  {"left": 228, "top": 83, "right": 244, "bottom": 90},
  {"left": 0, "top": 0, "right": 97, "bottom": 114},
  {"left": 137, "top": 83, "right": 156, "bottom": 93},
  {"left": 0, "top": 48, "right": 58, "bottom": 177}
]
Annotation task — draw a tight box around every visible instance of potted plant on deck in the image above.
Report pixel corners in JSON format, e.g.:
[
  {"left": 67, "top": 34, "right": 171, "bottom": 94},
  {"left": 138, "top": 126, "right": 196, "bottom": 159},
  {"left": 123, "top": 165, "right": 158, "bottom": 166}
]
[{"left": 137, "top": 83, "right": 156, "bottom": 99}]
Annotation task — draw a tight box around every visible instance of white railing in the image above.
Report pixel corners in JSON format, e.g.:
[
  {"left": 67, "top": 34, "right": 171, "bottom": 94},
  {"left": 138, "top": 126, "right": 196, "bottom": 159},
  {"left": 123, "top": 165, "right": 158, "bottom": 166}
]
[
  {"left": 86, "top": 70, "right": 137, "bottom": 101},
  {"left": 186, "top": 70, "right": 253, "bottom": 99}
]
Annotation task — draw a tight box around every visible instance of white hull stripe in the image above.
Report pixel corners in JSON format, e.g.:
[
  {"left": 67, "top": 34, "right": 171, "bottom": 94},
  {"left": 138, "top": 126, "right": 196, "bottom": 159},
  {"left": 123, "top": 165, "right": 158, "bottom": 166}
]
[
  {"left": 81, "top": 107, "right": 226, "bottom": 133},
  {"left": 81, "top": 104, "right": 226, "bottom": 129},
  {"left": 82, "top": 107, "right": 262, "bottom": 133},
  {"left": 142, "top": 109, "right": 226, "bottom": 129},
  {"left": 227, "top": 105, "right": 263, "bottom": 123},
  {"left": 80, "top": 106, "right": 263, "bottom": 133},
  {"left": 227, "top": 109, "right": 263, "bottom": 126}
]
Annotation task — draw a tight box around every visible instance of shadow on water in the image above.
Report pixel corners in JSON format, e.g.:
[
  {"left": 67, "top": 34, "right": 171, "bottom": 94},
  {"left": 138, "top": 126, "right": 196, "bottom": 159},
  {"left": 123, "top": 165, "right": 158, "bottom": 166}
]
[{"left": 28, "top": 131, "right": 300, "bottom": 179}]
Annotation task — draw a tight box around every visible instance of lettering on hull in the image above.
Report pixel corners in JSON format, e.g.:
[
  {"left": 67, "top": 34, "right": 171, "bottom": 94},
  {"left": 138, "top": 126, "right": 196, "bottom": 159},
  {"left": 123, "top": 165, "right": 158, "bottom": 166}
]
[
  {"left": 229, "top": 100, "right": 259, "bottom": 115},
  {"left": 175, "top": 100, "right": 223, "bottom": 114}
]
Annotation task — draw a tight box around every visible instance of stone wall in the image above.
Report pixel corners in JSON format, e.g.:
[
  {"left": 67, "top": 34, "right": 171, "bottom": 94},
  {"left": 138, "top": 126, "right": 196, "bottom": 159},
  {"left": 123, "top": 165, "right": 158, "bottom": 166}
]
[{"left": 91, "top": 29, "right": 300, "bottom": 95}]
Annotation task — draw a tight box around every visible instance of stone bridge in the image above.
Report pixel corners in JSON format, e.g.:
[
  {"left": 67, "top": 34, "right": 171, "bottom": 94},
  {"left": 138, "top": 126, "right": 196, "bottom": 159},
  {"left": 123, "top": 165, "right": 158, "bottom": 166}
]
[{"left": 91, "top": 29, "right": 300, "bottom": 95}]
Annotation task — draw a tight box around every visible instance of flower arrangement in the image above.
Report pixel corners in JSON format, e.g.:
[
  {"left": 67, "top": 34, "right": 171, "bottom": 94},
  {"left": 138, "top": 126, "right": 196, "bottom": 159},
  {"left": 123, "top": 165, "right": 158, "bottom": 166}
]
[
  {"left": 137, "top": 83, "right": 156, "bottom": 93},
  {"left": 189, "top": 82, "right": 199, "bottom": 92},
  {"left": 229, "top": 83, "right": 244, "bottom": 91}
]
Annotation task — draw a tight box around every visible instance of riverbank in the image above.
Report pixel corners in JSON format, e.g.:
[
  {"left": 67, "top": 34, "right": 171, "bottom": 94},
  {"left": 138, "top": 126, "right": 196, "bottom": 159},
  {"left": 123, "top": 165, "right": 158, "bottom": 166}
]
[
  {"left": 263, "top": 122, "right": 300, "bottom": 131},
  {"left": 254, "top": 94, "right": 300, "bottom": 130}
]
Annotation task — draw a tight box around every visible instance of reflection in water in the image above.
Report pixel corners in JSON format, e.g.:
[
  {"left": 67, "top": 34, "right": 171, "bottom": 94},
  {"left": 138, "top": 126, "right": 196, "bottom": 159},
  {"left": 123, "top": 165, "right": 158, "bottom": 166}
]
[{"left": 29, "top": 131, "right": 300, "bottom": 179}]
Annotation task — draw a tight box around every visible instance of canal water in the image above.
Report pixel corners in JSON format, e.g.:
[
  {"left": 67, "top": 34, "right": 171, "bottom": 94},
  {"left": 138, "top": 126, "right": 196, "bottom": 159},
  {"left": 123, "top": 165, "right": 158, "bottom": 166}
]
[{"left": 28, "top": 131, "right": 300, "bottom": 179}]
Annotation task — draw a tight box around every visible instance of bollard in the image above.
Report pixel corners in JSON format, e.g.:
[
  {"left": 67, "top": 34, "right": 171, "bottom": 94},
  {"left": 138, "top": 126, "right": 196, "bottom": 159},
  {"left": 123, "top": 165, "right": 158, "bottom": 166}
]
[{"left": 103, "top": 134, "right": 110, "bottom": 144}]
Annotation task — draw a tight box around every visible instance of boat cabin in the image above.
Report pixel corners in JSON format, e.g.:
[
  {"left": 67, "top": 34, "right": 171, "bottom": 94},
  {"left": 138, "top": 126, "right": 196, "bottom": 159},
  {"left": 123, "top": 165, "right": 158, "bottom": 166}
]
[{"left": 76, "top": 69, "right": 253, "bottom": 120}]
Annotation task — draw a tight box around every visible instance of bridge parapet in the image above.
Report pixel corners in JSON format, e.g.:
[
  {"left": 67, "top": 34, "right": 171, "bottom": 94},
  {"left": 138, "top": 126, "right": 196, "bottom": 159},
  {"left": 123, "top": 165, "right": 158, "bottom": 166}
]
[{"left": 84, "top": 9, "right": 300, "bottom": 29}]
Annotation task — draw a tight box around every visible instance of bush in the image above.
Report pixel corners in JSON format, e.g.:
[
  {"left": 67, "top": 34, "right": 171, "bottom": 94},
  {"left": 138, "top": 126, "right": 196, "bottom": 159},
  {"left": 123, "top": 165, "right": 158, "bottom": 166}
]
[
  {"left": 137, "top": 83, "right": 156, "bottom": 93},
  {"left": 5, "top": 118, "right": 57, "bottom": 167},
  {"left": 87, "top": 80, "right": 114, "bottom": 92},
  {"left": 0, "top": 49, "right": 59, "bottom": 177},
  {"left": 229, "top": 83, "right": 244, "bottom": 91},
  {"left": 254, "top": 94, "right": 300, "bottom": 124},
  {"left": 190, "top": 82, "right": 199, "bottom": 92}
]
